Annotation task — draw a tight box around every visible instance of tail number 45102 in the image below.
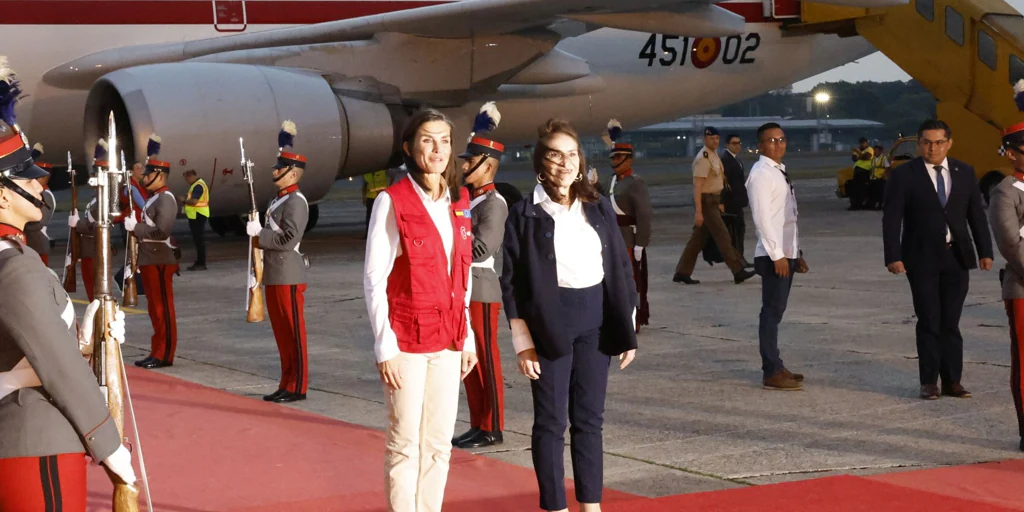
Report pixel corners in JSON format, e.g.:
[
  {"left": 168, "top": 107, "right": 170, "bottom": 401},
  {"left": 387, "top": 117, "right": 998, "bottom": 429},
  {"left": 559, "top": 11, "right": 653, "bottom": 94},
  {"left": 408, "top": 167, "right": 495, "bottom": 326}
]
[{"left": 639, "top": 34, "right": 761, "bottom": 68}]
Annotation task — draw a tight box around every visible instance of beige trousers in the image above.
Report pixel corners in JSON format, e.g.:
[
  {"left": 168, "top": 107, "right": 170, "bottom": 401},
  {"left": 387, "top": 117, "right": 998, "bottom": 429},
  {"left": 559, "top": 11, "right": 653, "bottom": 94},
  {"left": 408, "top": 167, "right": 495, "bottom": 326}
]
[{"left": 384, "top": 349, "right": 462, "bottom": 512}]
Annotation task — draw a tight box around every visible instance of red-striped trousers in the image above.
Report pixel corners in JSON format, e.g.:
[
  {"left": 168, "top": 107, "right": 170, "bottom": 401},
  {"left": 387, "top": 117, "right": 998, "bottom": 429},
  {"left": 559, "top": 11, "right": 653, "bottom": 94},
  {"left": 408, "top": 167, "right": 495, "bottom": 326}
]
[
  {"left": 465, "top": 301, "right": 504, "bottom": 432},
  {"left": 80, "top": 257, "right": 95, "bottom": 302},
  {"left": 0, "top": 454, "right": 86, "bottom": 511},
  {"left": 141, "top": 264, "right": 178, "bottom": 363},
  {"left": 1005, "top": 300, "right": 1024, "bottom": 438},
  {"left": 266, "top": 284, "right": 308, "bottom": 394}
]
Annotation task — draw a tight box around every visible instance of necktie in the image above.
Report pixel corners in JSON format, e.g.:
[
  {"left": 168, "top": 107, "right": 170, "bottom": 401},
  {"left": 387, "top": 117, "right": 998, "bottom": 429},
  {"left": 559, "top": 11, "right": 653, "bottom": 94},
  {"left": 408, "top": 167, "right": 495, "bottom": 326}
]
[{"left": 935, "top": 166, "right": 947, "bottom": 206}]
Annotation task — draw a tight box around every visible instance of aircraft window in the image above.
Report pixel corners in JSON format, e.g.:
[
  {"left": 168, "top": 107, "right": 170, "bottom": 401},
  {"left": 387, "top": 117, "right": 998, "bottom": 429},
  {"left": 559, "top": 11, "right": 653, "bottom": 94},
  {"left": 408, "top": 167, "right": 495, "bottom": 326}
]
[
  {"left": 978, "top": 30, "right": 997, "bottom": 70},
  {"left": 945, "top": 7, "right": 964, "bottom": 46},
  {"left": 1012, "top": 55, "right": 1024, "bottom": 85},
  {"left": 916, "top": 0, "right": 934, "bottom": 21}
]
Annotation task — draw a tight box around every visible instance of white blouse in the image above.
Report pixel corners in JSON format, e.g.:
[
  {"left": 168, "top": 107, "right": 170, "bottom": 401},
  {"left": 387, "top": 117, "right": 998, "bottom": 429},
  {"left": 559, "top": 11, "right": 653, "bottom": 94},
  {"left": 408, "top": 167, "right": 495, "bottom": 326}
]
[{"left": 363, "top": 175, "right": 475, "bottom": 363}]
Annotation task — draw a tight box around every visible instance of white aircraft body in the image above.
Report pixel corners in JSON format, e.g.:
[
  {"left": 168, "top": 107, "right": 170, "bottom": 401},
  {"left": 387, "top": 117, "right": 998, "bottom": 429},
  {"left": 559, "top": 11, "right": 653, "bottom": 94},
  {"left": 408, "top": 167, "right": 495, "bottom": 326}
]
[{"left": 3, "top": 0, "right": 889, "bottom": 217}]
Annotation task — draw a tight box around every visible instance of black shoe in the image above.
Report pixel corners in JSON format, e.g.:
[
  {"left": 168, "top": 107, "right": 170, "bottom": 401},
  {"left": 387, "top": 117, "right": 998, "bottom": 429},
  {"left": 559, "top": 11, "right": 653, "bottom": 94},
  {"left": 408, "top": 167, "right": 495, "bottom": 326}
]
[
  {"left": 263, "top": 389, "right": 288, "bottom": 402},
  {"left": 673, "top": 273, "right": 700, "bottom": 284},
  {"left": 455, "top": 430, "right": 503, "bottom": 449},
  {"left": 272, "top": 391, "right": 307, "bottom": 403},
  {"left": 187, "top": 263, "right": 207, "bottom": 271},
  {"left": 138, "top": 358, "right": 172, "bottom": 370},
  {"left": 734, "top": 270, "right": 757, "bottom": 284},
  {"left": 744, "top": 261, "right": 755, "bottom": 270},
  {"left": 134, "top": 357, "right": 157, "bottom": 368},
  {"left": 452, "top": 428, "right": 481, "bottom": 446}
]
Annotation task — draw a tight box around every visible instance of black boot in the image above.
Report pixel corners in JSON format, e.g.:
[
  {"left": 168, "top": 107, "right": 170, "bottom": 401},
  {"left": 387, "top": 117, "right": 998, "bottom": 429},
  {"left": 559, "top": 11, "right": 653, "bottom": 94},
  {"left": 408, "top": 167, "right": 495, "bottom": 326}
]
[{"left": 672, "top": 273, "right": 700, "bottom": 284}]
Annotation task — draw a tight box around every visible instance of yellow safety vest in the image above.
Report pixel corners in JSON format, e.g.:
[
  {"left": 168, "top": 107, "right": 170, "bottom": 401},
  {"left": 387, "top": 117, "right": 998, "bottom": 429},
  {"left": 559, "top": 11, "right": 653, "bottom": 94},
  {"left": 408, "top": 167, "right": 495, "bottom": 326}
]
[
  {"left": 871, "top": 155, "right": 887, "bottom": 179},
  {"left": 364, "top": 170, "right": 388, "bottom": 199},
  {"left": 853, "top": 147, "right": 874, "bottom": 171},
  {"left": 184, "top": 178, "right": 210, "bottom": 219}
]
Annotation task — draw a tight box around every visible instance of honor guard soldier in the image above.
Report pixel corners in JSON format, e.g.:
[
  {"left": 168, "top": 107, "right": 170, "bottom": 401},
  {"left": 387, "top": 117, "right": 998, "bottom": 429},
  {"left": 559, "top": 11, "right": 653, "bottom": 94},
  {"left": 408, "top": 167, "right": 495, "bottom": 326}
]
[
  {"left": 23, "top": 142, "right": 55, "bottom": 265},
  {"left": 0, "top": 58, "right": 136, "bottom": 509},
  {"left": 68, "top": 141, "right": 108, "bottom": 301},
  {"left": 124, "top": 134, "right": 180, "bottom": 369},
  {"left": 603, "top": 120, "right": 652, "bottom": 332},
  {"left": 246, "top": 121, "right": 310, "bottom": 403},
  {"left": 988, "top": 83, "right": 1024, "bottom": 452},
  {"left": 673, "top": 126, "right": 756, "bottom": 285},
  {"left": 452, "top": 102, "right": 509, "bottom": 448}
]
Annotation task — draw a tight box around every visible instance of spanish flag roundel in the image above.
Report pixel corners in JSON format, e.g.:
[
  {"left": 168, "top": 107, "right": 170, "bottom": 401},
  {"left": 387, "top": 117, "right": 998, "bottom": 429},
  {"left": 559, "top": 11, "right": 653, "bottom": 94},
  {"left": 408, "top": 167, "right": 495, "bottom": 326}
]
[{"left": 691, "top": 37, "right": 722, "bottom": 69}]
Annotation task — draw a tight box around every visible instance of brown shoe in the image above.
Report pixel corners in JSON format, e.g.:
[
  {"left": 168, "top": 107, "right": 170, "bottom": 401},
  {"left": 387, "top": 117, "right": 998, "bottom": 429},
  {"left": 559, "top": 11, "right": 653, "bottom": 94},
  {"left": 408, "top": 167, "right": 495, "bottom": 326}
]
[
  {"left": 920, "top": 384, "right": 940, "bottom": 400},
  {"left": 941, "top": 384, "right": 971, "bottom": 398},
  {"left": 782, "top": 368, "right": 804, "bottom": 382},
  {"left": 763, "top": 371, "right": 803, "bottom": 391}
]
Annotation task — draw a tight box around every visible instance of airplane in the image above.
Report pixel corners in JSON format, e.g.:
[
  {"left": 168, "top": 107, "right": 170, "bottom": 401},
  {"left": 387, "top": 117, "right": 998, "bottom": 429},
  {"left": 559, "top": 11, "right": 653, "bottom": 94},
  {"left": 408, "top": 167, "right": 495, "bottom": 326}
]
[{"left": 6, "top": 0, "right": 896, "bottom": 230}]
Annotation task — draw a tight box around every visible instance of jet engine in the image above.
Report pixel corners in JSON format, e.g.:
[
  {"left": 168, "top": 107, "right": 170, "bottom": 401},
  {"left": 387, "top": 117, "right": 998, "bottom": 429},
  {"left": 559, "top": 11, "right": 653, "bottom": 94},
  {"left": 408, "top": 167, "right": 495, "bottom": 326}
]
[{"left": 84, "top": 63, "right": 404, "bottom": 215}]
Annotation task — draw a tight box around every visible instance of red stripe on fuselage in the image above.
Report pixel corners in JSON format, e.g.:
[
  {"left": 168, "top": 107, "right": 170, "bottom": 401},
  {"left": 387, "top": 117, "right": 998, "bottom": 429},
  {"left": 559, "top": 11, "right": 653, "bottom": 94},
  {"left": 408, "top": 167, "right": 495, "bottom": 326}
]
[{"left": 0, "top": 0, "right": 790, "bottom": 25}]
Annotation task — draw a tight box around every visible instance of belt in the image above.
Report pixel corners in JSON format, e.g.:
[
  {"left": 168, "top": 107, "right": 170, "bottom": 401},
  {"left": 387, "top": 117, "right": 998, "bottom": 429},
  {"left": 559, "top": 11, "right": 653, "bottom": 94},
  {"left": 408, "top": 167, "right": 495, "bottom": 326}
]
[
  {"left": 616, "top": 215, "right": 637, "bottom": 227},
  {"left": 701, "top": 193, "right": 721, "bottom": 201}
]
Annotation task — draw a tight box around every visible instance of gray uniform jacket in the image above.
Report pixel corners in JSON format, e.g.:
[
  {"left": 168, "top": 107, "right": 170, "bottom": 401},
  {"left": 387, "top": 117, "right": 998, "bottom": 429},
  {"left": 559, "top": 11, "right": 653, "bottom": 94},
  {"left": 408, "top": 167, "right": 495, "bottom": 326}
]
[
  {"left": 24, "top": 189, "right": 55, "bottom": 256},
  {"left": 470, "top": 189, "right": 508, "bottom": 304},
  {"left": 989, "top": 175, "right": 1024, "bottom": 299},
  {"left": 259, "top": 191, "right": 308, "bottom": 286},
  {"left": 0, "top": 239, "right": 121, "bottom": 460},
  {"left": 134, "top": 191, "right": 178, "bottom": 267},
  {"left": 606, "top": 173, "right": 653, "bottom": 248},
  {"left": 75, "top": 197, "right": 100, "bottom": 259}
]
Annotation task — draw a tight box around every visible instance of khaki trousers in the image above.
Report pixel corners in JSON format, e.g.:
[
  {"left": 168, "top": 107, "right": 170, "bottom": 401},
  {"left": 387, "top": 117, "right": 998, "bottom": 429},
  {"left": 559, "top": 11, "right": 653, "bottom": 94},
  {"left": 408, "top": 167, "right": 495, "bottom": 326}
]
[
  {"left": 384, "top": 349, "right": 462, "bottom": 512},
  {"left": 675, "top": 194, "right": 745, "bottom": 276}
]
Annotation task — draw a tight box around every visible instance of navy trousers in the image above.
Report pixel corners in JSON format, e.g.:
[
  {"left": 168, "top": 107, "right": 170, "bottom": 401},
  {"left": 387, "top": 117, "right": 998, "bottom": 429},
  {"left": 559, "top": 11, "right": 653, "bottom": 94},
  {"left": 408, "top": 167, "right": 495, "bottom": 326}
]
[
  {"left": 531, "top": 285, "right": 610, "bottom": 511},
  {"left": 755, "top": 256, "right": 797, "bottom": 378}
]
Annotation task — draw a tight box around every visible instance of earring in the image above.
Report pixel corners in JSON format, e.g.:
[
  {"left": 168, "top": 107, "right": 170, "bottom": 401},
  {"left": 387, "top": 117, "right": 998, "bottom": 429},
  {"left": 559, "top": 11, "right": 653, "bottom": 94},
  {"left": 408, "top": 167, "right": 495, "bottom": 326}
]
[
  {"left": 536, "top": 174, "right": 546, "bottom": 183},
  {"left": 574, "top": 173, "right": 583, "bottom": 182}
]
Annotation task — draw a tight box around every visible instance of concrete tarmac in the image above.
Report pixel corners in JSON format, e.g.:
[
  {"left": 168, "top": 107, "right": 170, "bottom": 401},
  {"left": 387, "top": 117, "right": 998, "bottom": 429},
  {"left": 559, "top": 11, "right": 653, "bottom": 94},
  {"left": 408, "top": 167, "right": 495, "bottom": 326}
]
[{"left": 60, "top": 161, "right": 1024, "bottom": 499}]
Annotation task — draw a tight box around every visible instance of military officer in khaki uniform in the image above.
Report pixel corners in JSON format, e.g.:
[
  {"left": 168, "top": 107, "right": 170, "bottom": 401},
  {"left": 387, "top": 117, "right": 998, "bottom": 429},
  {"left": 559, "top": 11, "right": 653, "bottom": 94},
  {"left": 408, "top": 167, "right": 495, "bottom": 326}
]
[
  {"left": 125, "top": 136, "right": 180, "bottom": 370},
  {"left": 605, "top": 130, "right": 653, "bottom": 331},
  {"left": 0, "top": 64, "right": 135, "bottom": 508},
  {"left": 247, "top": 120, "right": 310, "bottom": 403},
  {"left": 673, "top": 126, "right": 756, "bottom": 285},
  {"left": 24, "top": 143, "right": 55, "bottom": 266}
]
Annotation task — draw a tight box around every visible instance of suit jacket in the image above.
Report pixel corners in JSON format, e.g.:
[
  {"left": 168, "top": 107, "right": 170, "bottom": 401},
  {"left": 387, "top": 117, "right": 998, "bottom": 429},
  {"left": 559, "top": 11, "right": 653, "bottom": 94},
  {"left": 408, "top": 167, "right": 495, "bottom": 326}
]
[
  {"left": 606, "top": 172, "right": 652, "bottom": 248},
  {"left": 500, "top": 195, "right": 638, "bottom": 360},
  {"left": 259, "top": 191, "right": 308, "bottom": 286},
  {"left": 0, "top": 240, "right": 121, "bottom": 460},
  {"left": 134, "top": 191, "right": 179, "bottom": 266},
  {"left": 882, "top": 157, "right": 993, "bottom": 271},
  {"left": 720, "top": 151, "right": 749, "bottom": 214},
  {"left": 24, "top": 189, "right": 55, "bottom": 256},
  {"left": 470, "top": 189, "right": 508, "bottom": 303},
  {"left": 988, "top": 176, "right": 1024, "bottom": 299}
]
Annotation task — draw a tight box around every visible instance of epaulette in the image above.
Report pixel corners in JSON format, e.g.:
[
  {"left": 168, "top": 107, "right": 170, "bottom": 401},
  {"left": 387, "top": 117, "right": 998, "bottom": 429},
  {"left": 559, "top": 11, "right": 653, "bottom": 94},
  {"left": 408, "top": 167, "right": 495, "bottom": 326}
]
[
  {"left": 0, "top": 235, "right": 25, "bottom": 253},
  {"left": 702, "top": 151, "right": 709, "bottom": 158}
]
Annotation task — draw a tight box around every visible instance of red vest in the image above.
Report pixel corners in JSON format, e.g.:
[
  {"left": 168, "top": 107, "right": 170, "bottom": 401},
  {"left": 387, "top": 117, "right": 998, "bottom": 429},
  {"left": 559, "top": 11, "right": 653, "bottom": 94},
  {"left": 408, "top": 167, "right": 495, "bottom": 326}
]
[{"left": 386, "top": 178, "right": 473, "bottom": 354}]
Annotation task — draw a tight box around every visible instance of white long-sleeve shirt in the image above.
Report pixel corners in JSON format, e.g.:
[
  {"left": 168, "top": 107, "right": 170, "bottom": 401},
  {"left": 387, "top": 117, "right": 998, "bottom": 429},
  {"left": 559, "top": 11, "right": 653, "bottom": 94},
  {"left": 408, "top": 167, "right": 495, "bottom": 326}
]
[
  {"left": 746, "top": 155, "right": 800, "bottom": 261},
  {"left": 363, "top": 176, "right": 475, "bottom": 363}
]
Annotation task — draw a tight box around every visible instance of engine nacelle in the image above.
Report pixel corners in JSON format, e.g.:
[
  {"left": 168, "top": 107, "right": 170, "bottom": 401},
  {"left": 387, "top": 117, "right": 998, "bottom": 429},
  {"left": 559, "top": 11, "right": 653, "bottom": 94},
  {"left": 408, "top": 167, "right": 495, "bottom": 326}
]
[{"left": 84, "top": 63, "right": 401, "bottom": 215}]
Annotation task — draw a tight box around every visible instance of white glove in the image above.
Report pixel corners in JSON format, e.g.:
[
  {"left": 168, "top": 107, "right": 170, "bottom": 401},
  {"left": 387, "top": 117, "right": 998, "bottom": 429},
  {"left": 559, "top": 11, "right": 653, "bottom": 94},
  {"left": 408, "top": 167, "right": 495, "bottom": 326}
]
[
  {"left": 78, "top": 299, "right": 101, "bottom": 354},
  {"left": 123, "top": 215, "right": 137, "bottom": 232},
  {"left": 633, "top": 246, "right": 644, "bottom": 262},
  {"left": 102, "top": 445, "right": 137, "bottom": 485},
  {"left": 248, "top": 273, "right": 257, "bottom": 289},
  {"left": 110, "top": 307, "right": 126, "bottom": 345},
  {"left": 246, "top": 219, "right": 263, "bottom": 238},
  {"left": 68, "top": 210, "right": 79, "bottom": 228}
]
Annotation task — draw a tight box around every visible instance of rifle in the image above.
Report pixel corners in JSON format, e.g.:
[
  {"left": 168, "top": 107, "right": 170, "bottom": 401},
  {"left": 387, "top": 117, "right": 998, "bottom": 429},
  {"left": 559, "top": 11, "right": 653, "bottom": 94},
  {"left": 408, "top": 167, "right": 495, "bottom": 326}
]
[
  {"left": 240, "top": 137, "right": 265, "bottom": 322},
  {"left": 90, "top": 112, "right": 148, "bottom": 512},
  {"left": 62, "top": 151, "right": 80, "bottom": 292},
  {"left": 120, "top": 151, "right": 138, "bottom": 307}
]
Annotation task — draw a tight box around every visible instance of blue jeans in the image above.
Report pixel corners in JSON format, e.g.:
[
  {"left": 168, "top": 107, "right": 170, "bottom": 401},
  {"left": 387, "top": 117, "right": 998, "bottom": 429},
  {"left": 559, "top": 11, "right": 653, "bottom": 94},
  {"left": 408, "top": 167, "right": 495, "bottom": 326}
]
[{"left": 755, "top": 256, "right": 797, "bottom": 378}]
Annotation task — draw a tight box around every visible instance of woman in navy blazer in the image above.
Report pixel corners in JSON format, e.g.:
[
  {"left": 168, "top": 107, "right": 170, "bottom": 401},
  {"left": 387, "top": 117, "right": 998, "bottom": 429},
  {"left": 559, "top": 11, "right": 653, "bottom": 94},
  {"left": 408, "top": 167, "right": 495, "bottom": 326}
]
[{"left": 500, "top": 119, "right": 638, "bottom": 512}]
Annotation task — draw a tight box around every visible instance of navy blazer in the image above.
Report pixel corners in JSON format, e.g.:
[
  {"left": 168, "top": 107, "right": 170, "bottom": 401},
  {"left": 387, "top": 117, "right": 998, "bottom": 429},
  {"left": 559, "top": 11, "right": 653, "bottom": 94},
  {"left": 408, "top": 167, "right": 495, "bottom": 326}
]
[
  {"left": 882, "top": 157, "right": 993, "bottom": 271},
  {"left": 500, "top": 193, "right": 639, "bottom": 360}
]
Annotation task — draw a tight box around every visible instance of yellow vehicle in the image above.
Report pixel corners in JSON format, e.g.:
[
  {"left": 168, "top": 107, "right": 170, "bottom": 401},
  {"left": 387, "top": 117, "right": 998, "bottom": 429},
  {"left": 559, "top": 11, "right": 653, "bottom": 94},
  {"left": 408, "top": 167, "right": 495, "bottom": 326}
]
[
  {"left": 835, "top": 137, "right": 918, "bottom": 198},
  {"left": 835, "top": 135, "right": 1011, "bottom": 202}
]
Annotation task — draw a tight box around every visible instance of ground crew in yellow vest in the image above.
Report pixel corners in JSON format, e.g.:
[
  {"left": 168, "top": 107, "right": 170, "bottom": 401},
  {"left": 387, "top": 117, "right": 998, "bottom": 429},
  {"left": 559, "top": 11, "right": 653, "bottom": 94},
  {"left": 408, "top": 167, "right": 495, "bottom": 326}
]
[
  {"left": 180, "top": 169, "right": 210, "bottom": 271},
  {"left": 362, "top": 169, "right": 387, "bottom": 238},
  {"left": 867, "top": 144, "right": 889, "bottom": 210},
  {"left": 848, "top": 138, "right": 874, "bottom": 210}
]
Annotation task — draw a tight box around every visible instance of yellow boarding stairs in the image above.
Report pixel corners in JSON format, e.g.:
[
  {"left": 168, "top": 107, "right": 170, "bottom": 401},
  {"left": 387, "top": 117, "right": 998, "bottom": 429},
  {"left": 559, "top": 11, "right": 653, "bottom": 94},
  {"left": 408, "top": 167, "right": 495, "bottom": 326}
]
[{"left": 789, "top": 0, "right": 1024, "bottom": 198}]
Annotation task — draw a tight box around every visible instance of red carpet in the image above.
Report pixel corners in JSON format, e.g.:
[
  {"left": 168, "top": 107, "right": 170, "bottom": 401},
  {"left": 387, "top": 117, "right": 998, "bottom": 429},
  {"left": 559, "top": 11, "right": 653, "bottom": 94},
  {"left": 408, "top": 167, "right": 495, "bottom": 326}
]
[{"left": 85, "top": 369, "right": 1024, "bottom": 511}]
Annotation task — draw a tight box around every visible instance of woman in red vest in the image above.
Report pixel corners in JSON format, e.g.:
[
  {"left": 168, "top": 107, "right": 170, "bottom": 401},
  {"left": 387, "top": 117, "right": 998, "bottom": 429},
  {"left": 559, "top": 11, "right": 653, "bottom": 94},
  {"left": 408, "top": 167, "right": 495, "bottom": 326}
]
[
  {"left": 500, "top": 119, "right": 639, "bottom": 512},
  {"left": 363, "top": 108, "right": 479, "bottom": 512}
]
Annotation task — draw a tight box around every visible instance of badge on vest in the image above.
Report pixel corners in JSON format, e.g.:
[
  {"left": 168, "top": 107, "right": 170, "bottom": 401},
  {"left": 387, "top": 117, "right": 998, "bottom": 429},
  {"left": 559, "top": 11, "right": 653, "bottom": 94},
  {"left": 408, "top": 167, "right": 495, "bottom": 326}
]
[{"left": 455, "top": 209, "right": 471, "bottom": 218}]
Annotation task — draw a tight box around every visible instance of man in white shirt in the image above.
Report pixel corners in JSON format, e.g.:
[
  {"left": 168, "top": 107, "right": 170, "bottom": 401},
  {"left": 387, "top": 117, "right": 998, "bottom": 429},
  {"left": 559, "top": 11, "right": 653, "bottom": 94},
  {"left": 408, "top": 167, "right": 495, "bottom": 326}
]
[{"left": 746, "top": 123, "right": 808, "bottom": 391}]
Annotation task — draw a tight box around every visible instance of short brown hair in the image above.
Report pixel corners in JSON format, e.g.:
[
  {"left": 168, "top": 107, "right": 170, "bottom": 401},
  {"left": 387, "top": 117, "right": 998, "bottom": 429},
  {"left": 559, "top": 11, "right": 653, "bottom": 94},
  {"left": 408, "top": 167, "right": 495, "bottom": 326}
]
[
  {"left": 532, "top": 119, "right": 599, "bottom": 204},
  {"left": 401, "top": 109, "right": 462, "bottom": 203}
]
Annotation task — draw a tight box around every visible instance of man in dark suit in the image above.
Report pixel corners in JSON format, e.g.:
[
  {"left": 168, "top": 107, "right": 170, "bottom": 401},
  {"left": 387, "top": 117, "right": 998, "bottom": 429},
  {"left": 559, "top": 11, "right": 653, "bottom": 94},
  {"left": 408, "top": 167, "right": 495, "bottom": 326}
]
[
  {"left": 721, "top": 134, "right": 752, "bottom": 267},
  {"left": 882, "top": 119, "right": 994, "bottom": 400}
]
